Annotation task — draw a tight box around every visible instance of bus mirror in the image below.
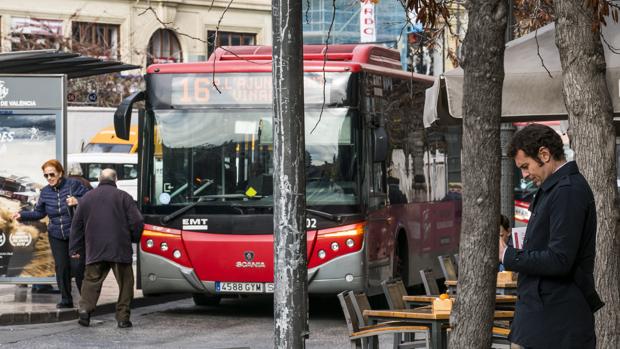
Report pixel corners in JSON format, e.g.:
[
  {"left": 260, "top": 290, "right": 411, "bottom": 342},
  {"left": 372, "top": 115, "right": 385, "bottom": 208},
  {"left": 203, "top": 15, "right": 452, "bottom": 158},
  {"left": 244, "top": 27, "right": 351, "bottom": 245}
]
[
  {"left": 114, "top": 91, "right": 145, "bottom": 140},
  {"left": 373, "top": 127, "right": 388, "bottom": 162}
]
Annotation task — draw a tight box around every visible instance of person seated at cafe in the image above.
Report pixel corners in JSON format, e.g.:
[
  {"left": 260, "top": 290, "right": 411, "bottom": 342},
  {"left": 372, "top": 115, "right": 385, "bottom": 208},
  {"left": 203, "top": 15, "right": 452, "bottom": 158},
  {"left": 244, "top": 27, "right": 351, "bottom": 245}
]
[{"left": 499, "top": 214, "right": 511, "bottom": 272}]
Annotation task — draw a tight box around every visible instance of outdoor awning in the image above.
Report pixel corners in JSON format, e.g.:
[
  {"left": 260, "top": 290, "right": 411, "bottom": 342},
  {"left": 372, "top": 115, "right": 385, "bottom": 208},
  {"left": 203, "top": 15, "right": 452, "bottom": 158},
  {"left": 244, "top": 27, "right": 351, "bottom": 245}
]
[
  {"left": 0, "top": 50, "right": 140, "bottom": 79},
  {"left": 423, "top": 22, "right": 620, "bottom": 131}
]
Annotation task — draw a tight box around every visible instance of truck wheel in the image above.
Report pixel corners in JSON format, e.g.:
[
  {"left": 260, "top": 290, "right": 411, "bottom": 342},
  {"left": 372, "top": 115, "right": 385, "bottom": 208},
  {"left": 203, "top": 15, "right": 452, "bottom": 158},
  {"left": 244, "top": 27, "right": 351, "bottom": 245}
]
[{"left": 192, "top": 293, "right": 221, "bottom": 306}]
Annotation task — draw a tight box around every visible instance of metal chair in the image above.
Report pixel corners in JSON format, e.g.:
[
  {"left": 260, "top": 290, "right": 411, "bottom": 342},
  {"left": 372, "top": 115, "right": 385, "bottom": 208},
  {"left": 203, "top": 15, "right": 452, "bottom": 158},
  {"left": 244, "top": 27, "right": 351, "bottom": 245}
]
[
  {"left": 437, "top": 255, "right": 458, "bottom": 281},
  {"left": 418, "top": 269, "right": 440, "bottom": 296},
  {"left": 381, "top": 278, "right": 410, "bottom": 310},
  {"left": 341, "top": 290, "right": 430, "bottom": 349}
]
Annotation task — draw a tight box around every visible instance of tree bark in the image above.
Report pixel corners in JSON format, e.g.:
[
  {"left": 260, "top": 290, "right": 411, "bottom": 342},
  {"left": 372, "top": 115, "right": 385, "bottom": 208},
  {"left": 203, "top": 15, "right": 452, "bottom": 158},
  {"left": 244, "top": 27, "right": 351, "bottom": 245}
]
[
  {"left": 272, "top": 1, "right": 308, "bottom": 348},
  {"left": 554, "top": 1, "right": 620, "bottom": 347},
  {"left": 448, "top": 1, "right": 507, "bottom": 348}
]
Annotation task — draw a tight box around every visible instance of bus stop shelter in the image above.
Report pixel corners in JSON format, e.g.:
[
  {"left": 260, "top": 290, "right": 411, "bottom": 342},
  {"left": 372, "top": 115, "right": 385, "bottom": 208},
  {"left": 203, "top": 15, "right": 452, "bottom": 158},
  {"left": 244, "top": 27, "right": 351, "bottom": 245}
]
[
  {"left": 0, "top": 50, "right": 139, "bottom": 285},
  {"left": 423, "top": 21, "right": 620, "bottom": 132},
  {"left": 0, "top": 50, "right": 139, "bottom": 78}
]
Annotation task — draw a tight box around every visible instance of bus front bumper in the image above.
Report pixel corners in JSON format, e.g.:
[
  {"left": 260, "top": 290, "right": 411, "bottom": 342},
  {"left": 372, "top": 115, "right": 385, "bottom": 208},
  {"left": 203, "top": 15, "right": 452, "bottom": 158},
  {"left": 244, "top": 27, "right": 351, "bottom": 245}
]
[{"left": 139, "top": 247, "right": 366, "bottom": 296}]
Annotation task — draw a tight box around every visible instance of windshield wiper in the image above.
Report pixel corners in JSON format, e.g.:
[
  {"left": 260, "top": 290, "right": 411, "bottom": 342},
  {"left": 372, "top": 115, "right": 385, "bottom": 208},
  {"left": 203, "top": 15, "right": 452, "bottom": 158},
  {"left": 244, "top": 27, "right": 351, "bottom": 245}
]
[
  {"left": 161, "top": 194, "right": 263, "bottom": 224},
  {"left": 161, "top": 196, "right": 216, "bottom": 224},
  {"left": 306, "top": 208, "right": 343, "bottom": 223}
]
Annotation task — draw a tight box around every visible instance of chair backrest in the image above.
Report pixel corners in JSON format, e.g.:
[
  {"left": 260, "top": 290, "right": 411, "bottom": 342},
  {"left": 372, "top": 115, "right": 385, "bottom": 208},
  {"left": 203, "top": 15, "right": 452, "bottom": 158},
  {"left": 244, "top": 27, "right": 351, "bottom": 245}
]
[
  {"left": 419, "top": 269, "right": 441, "bottom": 296},
  {"left": 349, "top": 291, "right": 372, "bottom": 326},
  {"left": 438, "top": 255, "right": 458, "bottom": 281},
  {"left": 381, "top": 278, "right": 408, "bottom": 310},
  {"left": 453, "top": 254, "right": 459, "bottom": 273},
  {"left": 337, "top": 291, "right": 361, "bottom": 334}
]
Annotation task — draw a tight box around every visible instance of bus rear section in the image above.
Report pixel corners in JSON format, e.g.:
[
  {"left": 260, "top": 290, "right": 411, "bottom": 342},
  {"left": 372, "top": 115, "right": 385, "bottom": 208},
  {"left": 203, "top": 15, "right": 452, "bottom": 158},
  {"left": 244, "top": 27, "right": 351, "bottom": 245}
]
[{"left": 115, "top": 44, "right": 462, "bottom": 301}]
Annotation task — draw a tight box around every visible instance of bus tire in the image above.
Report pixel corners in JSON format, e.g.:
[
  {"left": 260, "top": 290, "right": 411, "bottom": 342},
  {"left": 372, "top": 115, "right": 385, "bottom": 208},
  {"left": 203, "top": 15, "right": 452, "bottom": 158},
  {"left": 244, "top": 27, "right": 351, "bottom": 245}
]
[
  {"left": 393, "top": 233, "right": 409, "bottom": 286},
  {"left": 192, "top": 293, "right": 221, "bottom": 306}
]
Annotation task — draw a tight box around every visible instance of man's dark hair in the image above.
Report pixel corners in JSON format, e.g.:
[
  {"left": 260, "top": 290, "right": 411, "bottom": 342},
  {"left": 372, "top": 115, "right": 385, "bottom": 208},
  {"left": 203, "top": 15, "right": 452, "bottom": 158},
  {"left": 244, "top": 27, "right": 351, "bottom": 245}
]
[
  {"left": 506, "top": 123, "right": 565, "bottom": 165},
  {"left": 500, "top": 214, "right": 510, "bottom": 231}
]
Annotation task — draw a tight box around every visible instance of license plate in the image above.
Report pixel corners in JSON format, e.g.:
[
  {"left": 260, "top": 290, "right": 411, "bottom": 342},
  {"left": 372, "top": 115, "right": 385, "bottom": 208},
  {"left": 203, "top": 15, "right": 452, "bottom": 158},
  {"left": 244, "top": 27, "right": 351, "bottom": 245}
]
[
  {"left": 216, "top": 282, "right": 264, "bottom": 293},
  {"left": 215, "top": 282, "right": 275, "bottom": 293}
]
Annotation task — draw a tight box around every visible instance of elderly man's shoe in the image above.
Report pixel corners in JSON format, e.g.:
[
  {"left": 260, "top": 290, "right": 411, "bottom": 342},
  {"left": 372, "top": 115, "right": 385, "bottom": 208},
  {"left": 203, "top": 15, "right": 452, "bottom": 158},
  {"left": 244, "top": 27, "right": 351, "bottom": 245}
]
[
  {"left": 78, "top": 311, "right": 90, "bottom": 327},
  {"left": 117, "top": 320, "right": 132, "bottom": 328}
]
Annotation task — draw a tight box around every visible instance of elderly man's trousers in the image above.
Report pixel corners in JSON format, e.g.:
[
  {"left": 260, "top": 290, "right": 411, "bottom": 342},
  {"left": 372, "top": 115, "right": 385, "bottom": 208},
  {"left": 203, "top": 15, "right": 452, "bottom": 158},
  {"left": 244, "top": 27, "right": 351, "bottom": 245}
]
[{"left": 78, "top": 262, "right": 133, "bottom": 322}]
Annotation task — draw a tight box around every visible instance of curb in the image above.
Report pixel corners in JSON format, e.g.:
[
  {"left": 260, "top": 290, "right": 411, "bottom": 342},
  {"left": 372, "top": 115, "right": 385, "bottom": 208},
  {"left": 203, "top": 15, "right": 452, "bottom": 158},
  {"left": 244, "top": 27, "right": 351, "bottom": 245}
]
[{"left": 0, "top": 293, "right": 190, "bottom": 326}]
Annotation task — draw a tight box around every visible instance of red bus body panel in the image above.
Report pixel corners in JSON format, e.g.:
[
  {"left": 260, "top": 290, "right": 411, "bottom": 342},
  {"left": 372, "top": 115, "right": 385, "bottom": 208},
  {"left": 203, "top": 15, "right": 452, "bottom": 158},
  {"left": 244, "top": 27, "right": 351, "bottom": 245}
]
[{"left": 181, "top": 231, "right": 317, "bottom": 282}]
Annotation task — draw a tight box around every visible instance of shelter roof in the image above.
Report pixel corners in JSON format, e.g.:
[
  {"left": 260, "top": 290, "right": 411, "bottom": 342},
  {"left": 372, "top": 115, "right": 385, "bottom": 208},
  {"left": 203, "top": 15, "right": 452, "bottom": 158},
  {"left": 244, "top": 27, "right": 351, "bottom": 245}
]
[
  {"left": 423, "top": 22, "right": 620, "bottom": 133},
  {"left": 0, "top": 50, "right": 140, "bottom": 79}
]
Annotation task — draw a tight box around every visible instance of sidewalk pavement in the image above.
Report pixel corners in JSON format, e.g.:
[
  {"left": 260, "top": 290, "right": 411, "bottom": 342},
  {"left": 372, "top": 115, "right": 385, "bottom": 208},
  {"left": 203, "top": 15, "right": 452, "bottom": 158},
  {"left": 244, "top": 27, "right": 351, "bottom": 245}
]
[{"left": 0, "top": 270, "right": 189, "bottom": 326}]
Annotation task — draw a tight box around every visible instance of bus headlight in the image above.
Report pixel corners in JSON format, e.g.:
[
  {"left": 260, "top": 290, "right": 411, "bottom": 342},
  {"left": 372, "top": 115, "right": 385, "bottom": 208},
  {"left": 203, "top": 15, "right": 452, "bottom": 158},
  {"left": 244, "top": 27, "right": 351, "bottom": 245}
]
[
  {"left": 173, "top": 250, "right": 182, "bottom": 259},
  {"left": 318, "top": 250, "right": 326, "bottom": 259},
  {"left": 330, "top": 242, "right": 340, "bottom": 251},
  {"left": 146, "top": 239, "right": 154, "bottom": 248},
  {"left": 346, "top": 238, "right": 355, "bottom": 248},
  {"left": 160, "top": 242, "right": 169, "bottom": 252}
]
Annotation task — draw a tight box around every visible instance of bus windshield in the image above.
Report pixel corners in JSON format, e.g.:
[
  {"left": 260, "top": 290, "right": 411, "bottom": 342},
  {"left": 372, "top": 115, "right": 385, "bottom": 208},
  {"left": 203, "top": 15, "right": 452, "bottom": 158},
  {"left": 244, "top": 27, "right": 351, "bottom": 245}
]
[{"left": 151, "top": 107, "right": 359, "bottom": 208}]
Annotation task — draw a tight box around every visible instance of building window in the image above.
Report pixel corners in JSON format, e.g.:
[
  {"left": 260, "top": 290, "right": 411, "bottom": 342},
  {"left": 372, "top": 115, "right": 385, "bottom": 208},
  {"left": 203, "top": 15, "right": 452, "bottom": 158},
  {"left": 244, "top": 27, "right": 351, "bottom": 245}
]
[
  {"left": 207, "top": 31, "right": 256, "bottom": 57},
  {"left": 147, "top": 29, "right": 182, "bottom": 66},
  {"left": 71, "top": 21, "right": 119, "bottom": 59},
  {"left": 11, "top": 17, "right": 64, "bottom": 51}
]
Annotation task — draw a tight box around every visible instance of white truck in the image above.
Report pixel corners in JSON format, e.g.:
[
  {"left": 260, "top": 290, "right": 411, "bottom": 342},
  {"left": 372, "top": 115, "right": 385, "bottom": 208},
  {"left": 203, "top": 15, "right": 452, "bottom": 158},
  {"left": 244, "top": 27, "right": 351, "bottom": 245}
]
[{"left": 67, "top": 152, "right": 138, "bottom": 200}]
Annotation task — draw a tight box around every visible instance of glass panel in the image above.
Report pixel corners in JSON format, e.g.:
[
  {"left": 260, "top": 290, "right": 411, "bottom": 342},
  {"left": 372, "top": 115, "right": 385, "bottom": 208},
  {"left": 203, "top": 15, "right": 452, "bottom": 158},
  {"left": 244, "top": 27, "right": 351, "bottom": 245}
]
[{"left": 151, "top": 108, "right": 358, "bottom": 207}]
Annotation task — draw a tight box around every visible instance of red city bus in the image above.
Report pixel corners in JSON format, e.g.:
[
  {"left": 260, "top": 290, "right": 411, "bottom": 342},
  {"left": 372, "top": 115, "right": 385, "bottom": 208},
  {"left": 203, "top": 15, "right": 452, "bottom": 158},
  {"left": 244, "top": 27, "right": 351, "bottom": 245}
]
[{"left": 114, "top": 45, "right": 462, "bottom": 305}]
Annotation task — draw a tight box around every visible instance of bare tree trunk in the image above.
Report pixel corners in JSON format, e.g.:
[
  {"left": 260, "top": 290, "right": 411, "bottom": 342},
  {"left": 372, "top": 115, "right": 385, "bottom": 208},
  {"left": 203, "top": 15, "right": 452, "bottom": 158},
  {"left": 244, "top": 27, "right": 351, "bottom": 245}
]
[
  {"left": 272, "top": 0, "right": 308, "bottom": 348},
  {"left": 554, "top": 1, "right": 620, "bottom": 347},
  {"left": 448, "top": 1, "right": 507, "bottom": 348}
]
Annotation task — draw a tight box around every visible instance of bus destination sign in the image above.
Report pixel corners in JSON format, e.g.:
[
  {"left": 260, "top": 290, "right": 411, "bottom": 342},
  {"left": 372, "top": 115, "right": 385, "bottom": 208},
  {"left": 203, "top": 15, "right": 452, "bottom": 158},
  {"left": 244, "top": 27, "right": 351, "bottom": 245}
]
[{"left": 168, "top": 73, "right": 350, "bottom": 106}]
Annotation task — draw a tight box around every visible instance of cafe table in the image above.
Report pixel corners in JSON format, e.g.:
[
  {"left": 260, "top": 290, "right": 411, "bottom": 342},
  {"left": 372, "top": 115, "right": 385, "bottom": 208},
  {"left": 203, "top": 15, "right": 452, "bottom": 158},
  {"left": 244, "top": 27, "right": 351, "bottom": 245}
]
[
  {"left": 403, "top": 294, "right": 517, "bottom": 308},
  {"left": 363, "top": 306, "right": 514, "bottom": 349},
  {"left": 445, "top": 280, "right": 518, "bottom": 295}
]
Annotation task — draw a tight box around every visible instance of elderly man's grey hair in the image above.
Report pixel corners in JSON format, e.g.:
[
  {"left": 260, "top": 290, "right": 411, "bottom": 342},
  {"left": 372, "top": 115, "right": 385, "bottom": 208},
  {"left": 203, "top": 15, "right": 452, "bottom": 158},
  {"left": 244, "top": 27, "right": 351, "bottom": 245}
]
[{"left": 99, "top": 168, "right": 117, "bottom": 182}]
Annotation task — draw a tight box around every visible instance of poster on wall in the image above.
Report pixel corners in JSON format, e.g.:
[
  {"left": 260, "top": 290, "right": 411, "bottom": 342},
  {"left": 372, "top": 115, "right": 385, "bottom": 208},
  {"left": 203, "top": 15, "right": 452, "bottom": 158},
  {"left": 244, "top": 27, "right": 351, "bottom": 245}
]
[{"left": 0, "top": 75, "right": 65, "bottom": 283}]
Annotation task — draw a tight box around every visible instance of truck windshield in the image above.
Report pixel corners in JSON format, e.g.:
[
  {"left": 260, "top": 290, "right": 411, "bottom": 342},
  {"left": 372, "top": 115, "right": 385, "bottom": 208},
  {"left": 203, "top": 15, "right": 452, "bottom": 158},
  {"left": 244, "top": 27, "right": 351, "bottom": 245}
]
[{"left": 150, "top": 107, "right": 359, "bottom": 207}]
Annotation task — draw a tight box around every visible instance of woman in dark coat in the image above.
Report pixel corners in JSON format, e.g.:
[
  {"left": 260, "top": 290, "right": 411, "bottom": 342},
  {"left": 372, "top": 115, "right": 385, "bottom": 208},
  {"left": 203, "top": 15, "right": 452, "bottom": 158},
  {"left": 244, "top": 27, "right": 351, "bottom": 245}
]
[{"left": 12, "top": 159, "right": 89, "bottom": 308}]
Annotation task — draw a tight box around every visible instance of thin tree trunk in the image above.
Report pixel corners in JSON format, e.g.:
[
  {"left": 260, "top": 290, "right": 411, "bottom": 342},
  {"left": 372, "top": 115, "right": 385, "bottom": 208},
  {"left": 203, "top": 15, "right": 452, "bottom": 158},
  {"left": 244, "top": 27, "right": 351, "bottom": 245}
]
[
  {"left": 554, "top": 1, "right": 620, "bottom": 347},
  {"left": 272, "top": 0, "right": 308, "bottom": 348},
  {"left": 448, "top": 1, "right": 507, "bottom": 348}
]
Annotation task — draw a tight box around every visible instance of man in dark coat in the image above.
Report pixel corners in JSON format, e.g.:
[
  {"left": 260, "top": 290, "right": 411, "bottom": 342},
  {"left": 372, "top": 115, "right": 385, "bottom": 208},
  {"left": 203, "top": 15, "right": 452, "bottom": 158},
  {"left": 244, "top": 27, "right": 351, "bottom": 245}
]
[
  {"left": 500, "top": 124, "right": 601, "bottom": 349},
  {"left": 69, "top": 168, "right": 143, "bottom": 328}
]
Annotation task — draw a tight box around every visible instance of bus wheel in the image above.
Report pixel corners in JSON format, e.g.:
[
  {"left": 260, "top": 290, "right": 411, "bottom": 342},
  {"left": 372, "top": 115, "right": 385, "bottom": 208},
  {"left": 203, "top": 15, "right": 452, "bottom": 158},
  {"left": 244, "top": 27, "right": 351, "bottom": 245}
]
[
  {"left": 393, "top": 235, "right": 409, "bottom": 285},
  {"left": 192, "top": 293, "right": 221, "bottom": 306}
]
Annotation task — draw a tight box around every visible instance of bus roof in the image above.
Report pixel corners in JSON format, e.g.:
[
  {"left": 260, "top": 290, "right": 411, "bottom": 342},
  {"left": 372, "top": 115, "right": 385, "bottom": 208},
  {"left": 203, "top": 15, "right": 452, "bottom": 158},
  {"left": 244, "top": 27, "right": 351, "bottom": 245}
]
[{"left": 146, "top": 44, "right": 434, "bottom": 83}]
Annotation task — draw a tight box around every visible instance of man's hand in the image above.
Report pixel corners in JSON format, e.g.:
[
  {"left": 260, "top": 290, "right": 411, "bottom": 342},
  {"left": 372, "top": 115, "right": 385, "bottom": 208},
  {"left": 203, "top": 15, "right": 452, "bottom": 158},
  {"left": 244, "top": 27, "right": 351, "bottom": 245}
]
[
  {"left": 11, "top": 212, "right": 21, "bottom": 221},
  {"left": 70, "top": 253, "right": 80, "bottom": 259},
  {"left": 499, "top": 237, "right": 507, "bottom": 263}
]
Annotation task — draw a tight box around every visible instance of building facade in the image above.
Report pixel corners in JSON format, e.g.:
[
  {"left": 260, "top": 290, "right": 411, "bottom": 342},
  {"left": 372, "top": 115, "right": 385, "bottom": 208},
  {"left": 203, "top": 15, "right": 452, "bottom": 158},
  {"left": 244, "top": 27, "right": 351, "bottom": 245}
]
[
  {"left": 303, "top": 0, "right": 404, "bottom": 45},
  {"left": 0, "top": 0, "right": 272, "bottom": 68}
]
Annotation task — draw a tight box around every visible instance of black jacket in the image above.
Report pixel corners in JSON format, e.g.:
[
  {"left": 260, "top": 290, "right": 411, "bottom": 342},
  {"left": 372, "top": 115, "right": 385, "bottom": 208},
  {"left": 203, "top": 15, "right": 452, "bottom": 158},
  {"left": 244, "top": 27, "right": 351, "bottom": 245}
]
[
  {"left": 69, "top": 180, "right": 143, "bottom": 265},
  {"left": 503, "top": 161, "right": 597, "bottom": 349}
]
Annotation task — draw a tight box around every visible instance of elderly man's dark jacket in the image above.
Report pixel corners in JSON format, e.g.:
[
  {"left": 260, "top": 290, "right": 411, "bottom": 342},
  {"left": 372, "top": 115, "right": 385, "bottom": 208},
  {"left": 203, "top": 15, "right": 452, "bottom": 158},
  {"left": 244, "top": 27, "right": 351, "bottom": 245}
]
[
  {"left": 69, "top": 180, "right": 143, "bottom": 265},
  {"left": 503, "top": 161, "right": 597, "bottom": 349}
]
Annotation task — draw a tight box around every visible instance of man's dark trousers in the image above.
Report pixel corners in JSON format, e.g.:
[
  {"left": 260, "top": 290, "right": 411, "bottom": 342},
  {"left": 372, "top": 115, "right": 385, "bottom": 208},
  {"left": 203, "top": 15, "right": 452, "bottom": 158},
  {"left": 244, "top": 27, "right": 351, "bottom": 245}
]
[{"left": 79, "top": 262, "right": 134, "bottom": 321}]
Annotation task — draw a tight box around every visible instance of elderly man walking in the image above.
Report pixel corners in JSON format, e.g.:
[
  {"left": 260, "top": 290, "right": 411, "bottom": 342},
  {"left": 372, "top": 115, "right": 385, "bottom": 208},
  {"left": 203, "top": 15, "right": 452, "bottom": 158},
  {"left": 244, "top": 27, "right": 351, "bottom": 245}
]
[{"left": 70, "top": 168, "right": 143, "bottom": 328}]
